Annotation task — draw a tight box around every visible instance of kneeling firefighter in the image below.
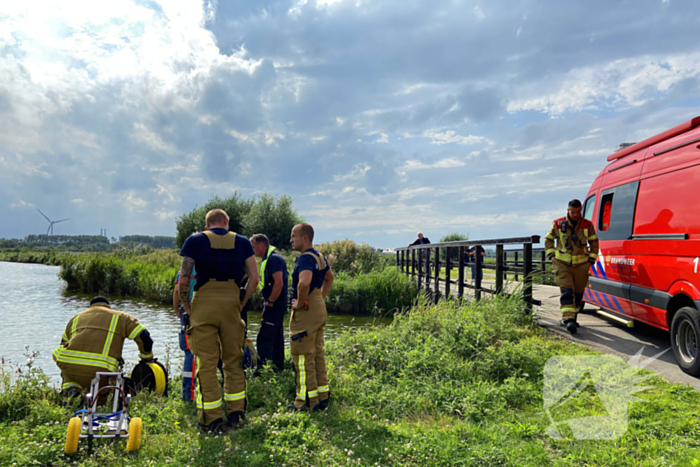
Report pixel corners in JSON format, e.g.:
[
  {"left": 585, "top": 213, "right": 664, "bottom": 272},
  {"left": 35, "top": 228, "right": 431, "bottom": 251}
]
[
  {"left": 178, "top": 209, "right": 258, "bottom": 432},
  {"left": 53, "top": 296, "right": 154, "bottom": 395},
  {"left": 544, "top": 199, "right": 599, "bottom": 334},
  {"left": 289, "top": 223, "right": 334, "bottom": 411}
]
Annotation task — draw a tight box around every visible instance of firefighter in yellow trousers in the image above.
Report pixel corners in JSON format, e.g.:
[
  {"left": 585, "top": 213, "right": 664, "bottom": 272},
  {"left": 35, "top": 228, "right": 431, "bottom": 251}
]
[
  {"left": 178, "top": 209, "right": 258, "bottom": 433},
  {"left": 545, "top": 199, "right": 599, "bottom": 335},
  {"left": 53, "top": 296, "right": 154, "bottom": 396},
  {"left": 289, "top": 223, "right": 334, "bottom": 411}
]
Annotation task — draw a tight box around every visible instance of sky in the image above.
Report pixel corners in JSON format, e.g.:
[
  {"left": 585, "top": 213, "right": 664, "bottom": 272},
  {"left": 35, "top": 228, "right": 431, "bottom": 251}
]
[{"left": 1, "top": 0, "right": 700, "bottom": 249}]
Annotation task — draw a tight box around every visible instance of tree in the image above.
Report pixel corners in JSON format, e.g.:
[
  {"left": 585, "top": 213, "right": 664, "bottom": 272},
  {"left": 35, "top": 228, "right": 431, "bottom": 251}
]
[
  {"left": 439, "top": 232, "right": 469, "bottom": 262},
  {"left": 242, "top": 194, "right": 304, "bottom": 251},
  {"left": 175, "top": 194, "right": 254, "bottom": 248}
]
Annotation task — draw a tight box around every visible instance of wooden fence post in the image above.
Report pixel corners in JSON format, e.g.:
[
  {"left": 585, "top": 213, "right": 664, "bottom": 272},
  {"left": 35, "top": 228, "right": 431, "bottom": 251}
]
[
  {"left": 396, "top": 251, "right": 399, "bottom": 269},
  {"left": 445, "top": 247, "right": 451, "bottom": 299},
  {"left": 458, "top": 246, "right": 465, "bottom": 301},
  {"left": 540, "top": 250, "right": 546, "bottom": 284},
  {"left": 434, "top": 247, "right": 440, "bottom": 304},
  {"left": 475, "top": 245, "right": 482, "bottom": 302},
  {"left": 425, "top": 248, "right": 432, "bottom": 300},
  {"left": 524, "top": 243, "right": 533, "bottom": 312},
  {"left": 417, "top": 248, "right": 422, "bottom": 290},
  {"left": 411, "top": 249, "right": 416, "bottom": 279},
  {"left": 514, "top": 251, "right": 519, "bottom": 281},
  {"left": 495, "top": 244, "right": 504, "bottom": 294}
]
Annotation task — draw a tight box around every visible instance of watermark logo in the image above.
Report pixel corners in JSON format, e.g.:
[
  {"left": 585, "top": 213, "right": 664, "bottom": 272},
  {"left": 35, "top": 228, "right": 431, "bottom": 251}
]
[{"left": 543, "top": 346, "right": 668, "bottom": 440}]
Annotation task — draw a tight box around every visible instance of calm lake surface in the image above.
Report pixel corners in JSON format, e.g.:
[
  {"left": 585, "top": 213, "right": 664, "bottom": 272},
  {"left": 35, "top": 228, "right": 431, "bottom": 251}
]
[{"left": 0, "top": 261, "right": 392, "bottom": 384}]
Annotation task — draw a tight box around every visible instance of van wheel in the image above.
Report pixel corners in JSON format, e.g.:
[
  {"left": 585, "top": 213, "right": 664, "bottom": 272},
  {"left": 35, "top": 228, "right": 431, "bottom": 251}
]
[{"left": 670, "top": 307, "right": 700, "bottom": 376}]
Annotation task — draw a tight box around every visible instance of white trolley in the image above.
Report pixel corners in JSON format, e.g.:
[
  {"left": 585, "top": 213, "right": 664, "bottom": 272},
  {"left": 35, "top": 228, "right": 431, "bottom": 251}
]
[{"left": 64, "top": 372, "right": 142, "bottom": 454}]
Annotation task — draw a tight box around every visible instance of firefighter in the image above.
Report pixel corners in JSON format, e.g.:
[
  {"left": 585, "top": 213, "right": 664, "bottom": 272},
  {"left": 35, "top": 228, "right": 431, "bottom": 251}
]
[
  {"left": 250, "top": 234, "right": 288, "bottom": 372},
  {"left": 544, "top": 199, "right": 599, "bottom": 334},
  {"left": 173, "top": 266, "right": 197, "bottom": 402},
  {"left": 178, "top": 209, "right": 258, "bottom": 433},
  {"left": 53, "top": 296, "right": 154, "bottom": 396},
  {"left": 288, "top": 223, "right": 334, "bottom": 411}
]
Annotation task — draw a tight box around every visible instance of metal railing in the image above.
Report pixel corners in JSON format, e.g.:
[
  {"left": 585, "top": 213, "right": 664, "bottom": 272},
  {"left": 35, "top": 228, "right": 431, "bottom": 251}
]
[{"left": 394, "top": 235, "right": 542, "bottom": 310}]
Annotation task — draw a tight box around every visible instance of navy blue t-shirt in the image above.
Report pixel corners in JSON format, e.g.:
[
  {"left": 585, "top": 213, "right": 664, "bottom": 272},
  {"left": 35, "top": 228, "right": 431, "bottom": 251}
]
[
  {"left": 291, "top": 248, "right": 330, "bottom": 300},
  {"left": 262, "top": 250, "right": 288, "bottom": 307},
  {"left": 180, "top": 228, "right": 254, "bottom": 291}
]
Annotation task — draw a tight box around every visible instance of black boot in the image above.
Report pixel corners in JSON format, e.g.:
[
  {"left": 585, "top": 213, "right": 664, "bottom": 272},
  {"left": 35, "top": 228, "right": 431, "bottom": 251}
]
[
  {"left": 225, "top": 411, "right": 245, "bottom": 430},
  {"left": 564, "top": 319, "right": 578, "bottom": 335},
  {"left": 198, "top": 418, "right": 223, "bottom": 434}
]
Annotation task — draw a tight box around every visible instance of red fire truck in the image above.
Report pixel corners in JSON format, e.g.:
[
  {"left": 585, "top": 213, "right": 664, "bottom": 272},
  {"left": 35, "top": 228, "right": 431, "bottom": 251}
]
[{"left": 581, "top": 116, "right": 700, "bottom": 375}]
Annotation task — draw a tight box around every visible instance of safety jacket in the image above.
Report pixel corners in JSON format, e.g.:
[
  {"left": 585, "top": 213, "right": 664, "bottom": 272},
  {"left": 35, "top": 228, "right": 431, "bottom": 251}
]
[
  {"left": 544, "top": 216, "right": 599, "bottom": 266},
  {"left": 259, "top": 246, "right": 277, "bottom": 292},
  {"left": 53, "top": 303, "right": 153, "bottom": 375}
]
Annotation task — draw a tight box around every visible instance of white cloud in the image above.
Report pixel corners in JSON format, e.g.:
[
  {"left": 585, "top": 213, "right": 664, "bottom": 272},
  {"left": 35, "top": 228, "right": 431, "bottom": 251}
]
[
  {"left": 507, "top": 52, "right": 700, "bottom": 115},
  {"left": 132, "top": 123, "right": 177, "bottom": 154},
  {"left": 375, "top": 133, "right": 389, "bottom": 144},
  {"left": 399, "top": 157, "right": 466, "bottom": 171},
  {"left": 334, "top": 164, "right": 370, "bottom": 181},
  {"left": 423, "top": 130, "right": 486, "bottom": 146}
]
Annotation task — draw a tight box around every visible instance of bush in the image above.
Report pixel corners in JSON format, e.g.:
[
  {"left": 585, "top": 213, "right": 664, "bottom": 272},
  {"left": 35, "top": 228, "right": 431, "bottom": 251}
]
[
  {"left": 243, "top": 194, "right": 303, "bottom": 251},
  {"left": 325, "top": 267, "right": 419, "bottom": 314},
  {"left": 439, "top": 232, "right": 469, "bottom": 262},
  {"left": 175, "top": 193, "right": 304, "bottom": 250},
  {"left": 175, "top": 194, "right": 254, "bottom": 248},
  {"left": 59, "top": 250, "right": 180, "bottom": 303},
  {"left": 316, "top": 239, "right": 390, "bottom": 275}
]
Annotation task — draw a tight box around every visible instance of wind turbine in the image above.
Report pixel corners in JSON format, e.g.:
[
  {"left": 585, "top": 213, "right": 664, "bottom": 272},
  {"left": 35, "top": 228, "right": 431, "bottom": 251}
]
[{"left": 37, "top": 208, "right": 70, "bottom": 236}]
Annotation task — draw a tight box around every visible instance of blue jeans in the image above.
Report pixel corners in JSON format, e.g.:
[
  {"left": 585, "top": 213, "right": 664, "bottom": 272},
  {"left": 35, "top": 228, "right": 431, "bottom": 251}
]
[
  {"left": 178, "top": 312, "right": 196, "bottom": 401},
  {"left": 469, "top": 263, "right": 483, "bottom": 282}
]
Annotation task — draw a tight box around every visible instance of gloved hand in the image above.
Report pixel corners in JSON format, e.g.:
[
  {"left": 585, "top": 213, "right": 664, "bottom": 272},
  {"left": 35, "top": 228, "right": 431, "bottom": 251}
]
[{"left": 588, "top": 258, "right": 596, "bottom": 265}]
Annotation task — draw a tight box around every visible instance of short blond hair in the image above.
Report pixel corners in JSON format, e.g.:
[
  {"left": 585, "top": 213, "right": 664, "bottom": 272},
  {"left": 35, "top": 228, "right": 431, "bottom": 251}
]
[{"left": 205, "top": 209, "right": 229, "bottom": 228}]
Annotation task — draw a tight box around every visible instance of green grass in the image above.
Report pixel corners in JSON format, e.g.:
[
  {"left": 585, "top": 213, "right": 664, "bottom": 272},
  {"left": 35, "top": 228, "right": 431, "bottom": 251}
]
[
  {"left": 2, "top": 296, "right": 700, "bottom": 466},
  {"left": 58, "top": 249, "right": 181, "bottom": 304},
  {"left": 0, "top": 249, "right": 68, "bottom": 265}
]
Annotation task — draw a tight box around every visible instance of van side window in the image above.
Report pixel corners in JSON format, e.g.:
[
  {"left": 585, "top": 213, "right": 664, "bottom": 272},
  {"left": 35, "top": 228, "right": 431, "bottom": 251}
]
[
  {"left": 583, "top": 194, "right": 596, "bottom": 221},
  {"left": 597, "top": 181, "right": 639, "bottom": 241}
]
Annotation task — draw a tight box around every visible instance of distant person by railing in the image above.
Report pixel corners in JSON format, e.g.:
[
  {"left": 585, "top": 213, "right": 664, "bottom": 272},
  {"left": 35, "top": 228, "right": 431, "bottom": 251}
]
[
  {"left": 466, "top": 245, "right": 484, "bottom": 282},
  {"left": 408, "top": 232, "right": 431, "bottom": 259}
]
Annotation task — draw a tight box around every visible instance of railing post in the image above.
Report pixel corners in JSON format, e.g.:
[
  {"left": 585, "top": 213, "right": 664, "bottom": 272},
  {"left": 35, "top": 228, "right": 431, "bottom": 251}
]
[
  {"left": 495, "top": 244, "right": 504, "bottom": 295},
  {"left": 475, "top": 245, "right": 482, "bottom": 302},
  {"left": 458, "top": 246, "right": 465, "bottom": 301},
  {"left": 524, "top": 243, "right": 533, "bottom": 312},
  {"left": 540, "top": 250, "right": 546, "bottom": 284},
  {"left": 411, "top": 249, "right": 416, "bottom": 279},
  {"left": 445, "top": 247, "right": 451, "bottom": 299},
  {"left": 396, "top": 250, "right": 399, "bottom": 268},
  {"left": 417, "top": 248, "right": 422, "bottom": 290},
  {"left": 425, "top": 248, "right": 431, "bottom": 300},
  {"left": 503, "top": 249, "right": 508, "bottom": 280},
  {"left": 434, "top": 247, "right": 440, "bottom": 304},
  {"left": 514, "top": 251, "right": 519, "bottom": 282}
]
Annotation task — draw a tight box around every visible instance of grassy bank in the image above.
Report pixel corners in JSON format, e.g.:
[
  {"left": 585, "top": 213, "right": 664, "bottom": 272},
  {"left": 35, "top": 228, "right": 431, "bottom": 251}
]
[
  {"left": 2, "top": 296, "right": 700, "bottom": 466},
  {"left": 58, "top": 249, "right": 181, "bottom": 304},
  {"left": 0, "top": 249, "right": 67, "bottom": 265},
  {"left": 53, "top": 246, "right": 416, "bottom": 314}
]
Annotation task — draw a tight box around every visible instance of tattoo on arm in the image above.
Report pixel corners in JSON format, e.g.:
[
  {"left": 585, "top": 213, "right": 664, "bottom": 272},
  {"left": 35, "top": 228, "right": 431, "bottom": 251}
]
[{"left": 179, "top": 257, "right": 194, "bottom": 308}]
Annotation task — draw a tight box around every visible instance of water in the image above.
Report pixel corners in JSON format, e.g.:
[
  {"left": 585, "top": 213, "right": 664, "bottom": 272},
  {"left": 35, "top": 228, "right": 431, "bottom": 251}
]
[{"left": 0, "top": 261, "right": 392, "bottom": 384}]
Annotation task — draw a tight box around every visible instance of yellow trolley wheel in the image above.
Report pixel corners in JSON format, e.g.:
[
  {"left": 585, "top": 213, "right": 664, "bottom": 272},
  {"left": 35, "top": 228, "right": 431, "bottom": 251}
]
[
  {"left": 64, "top": 417, "right": 81, "bottom": 455},
  {"left": 126, "top": 417, "right": 143, "bottom": 452}
]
